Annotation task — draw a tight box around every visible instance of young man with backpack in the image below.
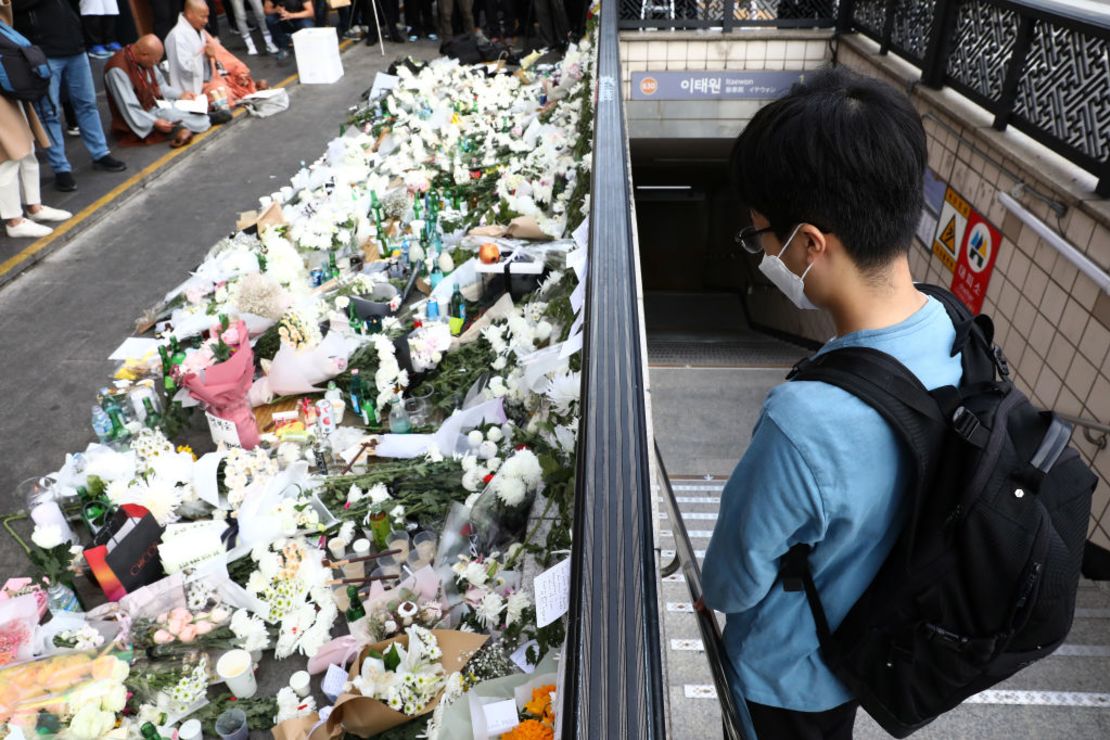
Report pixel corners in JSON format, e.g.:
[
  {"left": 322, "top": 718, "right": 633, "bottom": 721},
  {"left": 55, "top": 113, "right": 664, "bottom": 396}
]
[
  {"left": 11, "top": 0, "right": 127, "bottom": 192},
  {"left": 701, "top": 67, "right": 1094, "bottom": 739}
]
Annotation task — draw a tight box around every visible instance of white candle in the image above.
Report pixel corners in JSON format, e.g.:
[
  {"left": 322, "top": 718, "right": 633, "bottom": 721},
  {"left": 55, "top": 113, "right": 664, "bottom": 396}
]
[
  {"left": 30, "top": 501, "right": 76, "bottom": 543},
  {"left": 344, "top": 538, "right": 370, "bottom": 579},
  {"left": 327, "top": 537, "right": 347, "bottom": 561},
  {"left": 290, "top": 670, "right": 311, "bottom": 698},
  {"left": 216, "top": 649, "right": 257, "bottom": 699}
]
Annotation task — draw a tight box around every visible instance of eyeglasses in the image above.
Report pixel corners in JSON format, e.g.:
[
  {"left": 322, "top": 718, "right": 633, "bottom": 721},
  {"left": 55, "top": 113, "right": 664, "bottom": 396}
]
[{"left": 734, "top": 225, "right": 776, "bottom": 255}]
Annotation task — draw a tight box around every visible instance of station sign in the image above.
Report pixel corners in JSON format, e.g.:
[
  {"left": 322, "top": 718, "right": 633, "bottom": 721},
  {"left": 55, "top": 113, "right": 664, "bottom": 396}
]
[{"left": 631, "top": 71, "right": 805, "bottom": 100}]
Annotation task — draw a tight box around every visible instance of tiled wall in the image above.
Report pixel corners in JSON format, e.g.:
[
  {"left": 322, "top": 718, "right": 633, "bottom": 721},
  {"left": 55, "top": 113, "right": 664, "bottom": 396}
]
[
  {"left": 837, "top": 35, "right": 1110, "bottom": 549},
  {"left": 619, "top": 31, "right": 833, "bottom": 138}
]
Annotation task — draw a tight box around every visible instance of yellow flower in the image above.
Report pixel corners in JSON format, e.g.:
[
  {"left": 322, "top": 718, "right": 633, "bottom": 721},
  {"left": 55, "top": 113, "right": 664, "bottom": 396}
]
[{"left": 177, "top": 445, "right": 197, "bottom": 461}]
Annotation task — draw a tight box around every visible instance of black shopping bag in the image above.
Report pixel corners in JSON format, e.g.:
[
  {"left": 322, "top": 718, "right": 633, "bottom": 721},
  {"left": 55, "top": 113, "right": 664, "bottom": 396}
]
[{"left": 83, "top": 504, "right": 165, "bottom": 601}]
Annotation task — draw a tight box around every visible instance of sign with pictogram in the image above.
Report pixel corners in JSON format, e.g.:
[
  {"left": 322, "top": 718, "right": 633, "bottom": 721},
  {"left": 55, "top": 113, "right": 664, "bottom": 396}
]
[
  {"left": 931, "top": 187, "right": 970, "bottom": 273},
  {"left": 950, "top": 209, "right": 1002, "bottom": 314}
]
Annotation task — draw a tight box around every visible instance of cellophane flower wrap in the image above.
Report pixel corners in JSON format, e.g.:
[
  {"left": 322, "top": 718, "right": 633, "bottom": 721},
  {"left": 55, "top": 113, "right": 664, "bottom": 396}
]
[{"left": 181, "top": 319, "right": 261, "bottom": 449}]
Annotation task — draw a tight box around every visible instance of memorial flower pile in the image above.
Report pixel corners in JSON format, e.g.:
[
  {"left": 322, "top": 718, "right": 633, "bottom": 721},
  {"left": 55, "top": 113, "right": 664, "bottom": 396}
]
[{"left": 1, "top": 8, "right": 599, "bottom": 737}]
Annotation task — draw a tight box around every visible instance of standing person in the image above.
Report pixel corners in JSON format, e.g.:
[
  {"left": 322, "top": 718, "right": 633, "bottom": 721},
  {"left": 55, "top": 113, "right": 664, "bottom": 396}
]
[
  {"left": 436, "top": 0, "right": 473, "bottom": 41},
  {"left": 227, "top": 0, "right": 278, "bottom": 53},
  {"left": 151, "top": 0, "right": 183, "bottom": 39},
  {"left": 11, "top": 0, "right": 127, "bottom": 193},
  {"left": 700, "top": 68, "right": 960, "bottom": 739},
  {"left": 79, "top": 0, "right": 120, "bottom": 58},
  {"left": 262, "top": 0, "right": 313, "bottom": 62},
  {"left": 404, "top": 0, "right": 435, "bottom": 40},
  {"left": 1, "top": 0, "right": 72, "bottom": 238},
  {"left": 376, "top": 0, "right": 402, "bottom": 41},
  {"left": 532, "top": 0, "right": 568, "bottom": 50}
]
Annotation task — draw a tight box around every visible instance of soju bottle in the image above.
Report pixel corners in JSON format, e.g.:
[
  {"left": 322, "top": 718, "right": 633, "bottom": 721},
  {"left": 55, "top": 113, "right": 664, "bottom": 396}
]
[
  {"left": 142, "top": 398, "right": 162, "bottom": 429},
  {"left": 328, "top": 251, "right": 340, "bottom": 279},
  {"left": 99, "top": 388, "right": 130, "bottom": 443},
  {"left": 140, "top": 722, "right": 166, "bottom": 740},
  {"left": 449, "top": 283, "right": 466, "bottom": 337},
  {"left": 348, "top": 368, "right": 364, "bottom": 417},
  {"left": 346, "top": 585, "right": 366, "bottom": 623},
  {"left": 169, "top": 336, "right": 185, "bottom": 366},
  {"left": 348, "top": 302, "right": 362, "bottom": 334}
]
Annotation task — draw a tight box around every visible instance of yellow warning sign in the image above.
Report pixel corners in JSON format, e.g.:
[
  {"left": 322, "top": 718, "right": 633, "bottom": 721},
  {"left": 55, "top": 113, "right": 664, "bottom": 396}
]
[{"left": 931, "top": 187, "right": 969, "bottom": 273}]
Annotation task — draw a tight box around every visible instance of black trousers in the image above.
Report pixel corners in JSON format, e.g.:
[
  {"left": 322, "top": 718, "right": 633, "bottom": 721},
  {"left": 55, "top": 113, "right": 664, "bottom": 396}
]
[
  {"left": 746, "top": 700, "right": 858, "bottom": 740},
  {"left": 82, "top": 15, "right": 115, "bottom": 46},
  {"left": 405, "top": 0, "right": 435, "bottom": 36},
  {"left": 151, "top": 0, "right": 182, "bottom": 40}
]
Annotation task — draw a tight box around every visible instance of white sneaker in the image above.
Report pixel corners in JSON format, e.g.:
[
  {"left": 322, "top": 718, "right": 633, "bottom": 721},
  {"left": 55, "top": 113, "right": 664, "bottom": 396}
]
[
  {"left": 6, "top": 219, "right": 53, "bottom": 238},
  {"left": 28, "top": 205, "right": 72, "bottom": 222},
  {"left": 265, "top": 39, "right": 279, "bottom": 55},
  {"left": 245, "top": 37, "right": 258, "bottom": 56}
]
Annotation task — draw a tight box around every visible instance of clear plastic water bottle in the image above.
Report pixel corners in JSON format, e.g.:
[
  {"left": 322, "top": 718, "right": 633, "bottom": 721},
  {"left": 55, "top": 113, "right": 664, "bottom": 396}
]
[{"left": 91, "top": 405, "right": 113, "bottom": 444}]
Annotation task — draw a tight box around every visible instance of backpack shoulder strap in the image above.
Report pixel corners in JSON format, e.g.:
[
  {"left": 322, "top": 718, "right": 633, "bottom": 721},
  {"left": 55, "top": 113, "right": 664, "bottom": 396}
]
[
  {"left": 783, "top": 347, "right": 951, "bottom": 642},
  {"left": 915, "top": 283, "right": 1004, "bottom": 383}
]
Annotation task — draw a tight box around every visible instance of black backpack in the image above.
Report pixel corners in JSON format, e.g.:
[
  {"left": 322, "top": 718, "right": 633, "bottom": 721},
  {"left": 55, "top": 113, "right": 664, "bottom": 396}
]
[
  {"left": 780, "top": 284, "right": 1097, "bottom": 737},
  {"left": 0, "top": 22, "right": 50, "bottom": 102}
]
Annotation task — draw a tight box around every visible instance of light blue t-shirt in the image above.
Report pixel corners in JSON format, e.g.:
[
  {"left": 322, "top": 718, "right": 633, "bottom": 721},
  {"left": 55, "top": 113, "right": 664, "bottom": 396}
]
[{"left": 702, "top": 295, "right": 963, "bottom": 711}]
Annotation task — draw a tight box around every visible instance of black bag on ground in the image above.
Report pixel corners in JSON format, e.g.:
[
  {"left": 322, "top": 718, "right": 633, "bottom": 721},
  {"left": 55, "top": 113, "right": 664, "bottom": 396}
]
[
  {"left": 439, "top": 33, "right": 519, "bottom": 65},
  {"left": 0, "top": 23, "right": 51, "bottom": 102},
  {"left": 780, "top": 284, "right": 1097, "bottom": 737}
]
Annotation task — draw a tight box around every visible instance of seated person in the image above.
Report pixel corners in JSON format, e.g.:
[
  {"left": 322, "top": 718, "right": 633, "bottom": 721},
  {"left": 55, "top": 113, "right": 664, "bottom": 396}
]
[
  {"left": 103, "top": 35, "right": 211, "bottom": 148},
  {"left": 166, "top": 0, "right": 265, "bottom": 114},
  {"left": 263, "top": 0, "right": 314, "bottom": 63}
]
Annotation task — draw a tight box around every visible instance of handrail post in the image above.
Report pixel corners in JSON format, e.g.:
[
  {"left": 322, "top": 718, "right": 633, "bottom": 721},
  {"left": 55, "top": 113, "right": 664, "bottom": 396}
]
[
  {"left": 836, "top": 0, "right": 857, "bottom": 35},
  {"left": 878, "top": 0, "right": 897, "bottom": 55},
  {"left": 992, "top": 14, "right": 1037, "bottom": 131},
  {"left": 919, "top": 0, "right": 960, "bottom": 88},
  {"left": 723, "top": 0, "right": 735, "bottom": 33}
]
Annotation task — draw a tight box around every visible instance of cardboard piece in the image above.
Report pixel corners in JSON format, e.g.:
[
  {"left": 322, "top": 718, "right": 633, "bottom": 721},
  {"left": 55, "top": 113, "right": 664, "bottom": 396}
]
[
  {"left": 313, "top": 629, "right": 489, "bottom": 739},
  {"left": 467, "top": 216, "right": 552, "bottom": 242},
  {"left": 235, "top": 201, "right": 286, "bottom": 235}
]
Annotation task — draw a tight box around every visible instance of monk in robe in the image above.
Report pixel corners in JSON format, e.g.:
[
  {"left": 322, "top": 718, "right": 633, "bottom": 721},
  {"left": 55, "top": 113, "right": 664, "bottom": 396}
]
[
  {"left": 166, "top": 0, "right": 266, "bottom": 113},
  {"left": 103, "top": 35, "right": 211, "bottom": 148}
]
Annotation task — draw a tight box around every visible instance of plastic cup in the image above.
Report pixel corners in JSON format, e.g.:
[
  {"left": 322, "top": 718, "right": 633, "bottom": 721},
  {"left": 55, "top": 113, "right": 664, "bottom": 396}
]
[
  {"left": 376, "top": 553, "right": 402, "bottom": 577},
  {"left": 216, "top": 649, "right": 257, "bottom": 699},
  {"left": 412, "top": 531, "right": 437, "bottom": 567},
  {"left": 178, "top": 719, "right": 202, "bottom": 740},
  {"left": 215, "top": 708, "right": 248, "bottom": 740},
  {"left": 290, "top": 670, "right": 311, "bottom": 698},
  {"left": 387, "top": 530, "right": 411, "bottom": 560}
]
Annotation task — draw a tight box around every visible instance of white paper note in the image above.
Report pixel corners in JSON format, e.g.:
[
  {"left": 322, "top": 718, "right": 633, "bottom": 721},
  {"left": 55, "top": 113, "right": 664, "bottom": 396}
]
[
  {"left": 321, "top": 663, "right": 348, "bottom": 702},
  {"left": 481, "top": 699, "right": 520, "bottom": 735},
  {"left": 109, "top": 337, "right": 160, "bottom": 361},
  {"left": 534, "top": 558, "right": 571, "bottom": 628},
  {"left": 205, "top": 412, "right": 242, "bottom": 447},
  {"left": 565, "top": 246, "right": 588, "bottom": 281},
  {"left": 569, "top": 281, "right": 585, "bottom": 315},
  {"left": 558, "top": 332, "right": 583, "bottom": 360},
  {"left": 510, "top": 639, "right": 540, "bottom": 674},
  {"left": 571, "top": 217, "right": 589, "bottom": 252}
]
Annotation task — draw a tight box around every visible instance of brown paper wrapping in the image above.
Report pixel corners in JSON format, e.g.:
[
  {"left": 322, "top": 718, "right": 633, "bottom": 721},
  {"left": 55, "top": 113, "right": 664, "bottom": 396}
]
[
  {"left": 467, "top": 216, "right": 552, "bottom": 242},
  {"left": 317, "top": 629, "right": 489, "bottom": 739},
  {"left": 236, "top": 201, "right": 286, "bottom": 235},
  {"left": 273, "top": 714, "right": 322, "bottom": 740}
]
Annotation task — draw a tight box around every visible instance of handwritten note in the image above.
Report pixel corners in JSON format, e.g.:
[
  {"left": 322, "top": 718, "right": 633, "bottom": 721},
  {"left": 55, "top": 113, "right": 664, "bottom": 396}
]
[
  {"left": 481, "top": 699, "right": 520, "bottom": 734},
  {"left": 321, "top": 663, "right": 348, "bottom": 702},
  {"left": 534, "top": 558, "right": 571, "bottom": 628},
  {"left": 571, "top": 217, "right": 590, "bottom": 252},
  {"left": 205, "top": 412, "right": 242, "bottom": 447}
]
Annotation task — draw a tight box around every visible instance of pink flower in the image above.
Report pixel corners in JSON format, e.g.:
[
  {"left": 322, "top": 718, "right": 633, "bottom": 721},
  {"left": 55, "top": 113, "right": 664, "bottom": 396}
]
[
  {"left": 167, "top": 617, "right": 187, "bottom": 635},
  {"left": 194, "top": 620, "right": 214, "bottom": 635},
  {"left": 179, "top": 346, "right": 216, "bottom": 376},
  {"left": 185, "top": 286, "right": 206, "bottom": 304},
  {"left": 153, "top": 629, "right": 174, "bottom": 645},
  {"left": 178, "top": 624, "right": 199, "bottom": 643},
  {"left": 221, "top": 327, "right": 241, "bottom": 346},
  {"left": 170, "top": 607, "right": 192, "bottom": 622}
]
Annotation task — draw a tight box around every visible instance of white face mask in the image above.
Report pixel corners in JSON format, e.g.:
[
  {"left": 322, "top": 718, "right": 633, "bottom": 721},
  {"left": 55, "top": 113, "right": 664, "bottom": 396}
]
[{"left": 757, "top": 224, "right": 818, "bottom": 310}]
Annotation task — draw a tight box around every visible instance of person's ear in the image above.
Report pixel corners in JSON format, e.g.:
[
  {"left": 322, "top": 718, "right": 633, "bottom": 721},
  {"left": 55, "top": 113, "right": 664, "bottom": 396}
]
[{"left": 799, "top": 223, "right": 827, "bottom": 264}]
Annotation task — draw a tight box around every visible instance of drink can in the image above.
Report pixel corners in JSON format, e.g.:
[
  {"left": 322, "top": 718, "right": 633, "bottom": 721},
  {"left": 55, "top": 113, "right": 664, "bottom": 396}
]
[
  {"left": 310, "top": 268, "right": 325, "bottom": 287},
  {"left": 316, "top": 399, "right": 336, "bottom": 436}
]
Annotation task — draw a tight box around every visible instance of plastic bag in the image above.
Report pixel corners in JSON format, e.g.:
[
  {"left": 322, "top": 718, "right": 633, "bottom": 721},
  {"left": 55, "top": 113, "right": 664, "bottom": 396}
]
[{"left": 0, "top": 594, "right": 40, "bottom": 666}]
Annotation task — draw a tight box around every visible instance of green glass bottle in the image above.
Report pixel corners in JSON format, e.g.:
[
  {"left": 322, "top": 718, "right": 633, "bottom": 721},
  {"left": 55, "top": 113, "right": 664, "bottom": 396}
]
[
  {"left": 448, "top": 283, "right": 466, "bottom": 337},
  {"left": 346, "top": 585, "right": 366, "bottom": 622},
  {"left": 142, "top": 398, "right": 162, "bottom": 429},
  {"left": 140, "top": 722, "right": 165, "bottom": 740},
  {"left": 327, "top": 251, "right": 340, "bottom": 279}
]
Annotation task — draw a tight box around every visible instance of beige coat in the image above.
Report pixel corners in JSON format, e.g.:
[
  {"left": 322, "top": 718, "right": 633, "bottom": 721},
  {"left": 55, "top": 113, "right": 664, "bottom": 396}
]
[{"left": 0, "top": 0, "right": 50, "bottom": 164}]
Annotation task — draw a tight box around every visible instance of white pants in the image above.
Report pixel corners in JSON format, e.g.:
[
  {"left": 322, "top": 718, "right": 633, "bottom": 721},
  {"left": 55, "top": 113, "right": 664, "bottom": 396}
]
[
  {"left": 0, "top": 154, "right": 41, "bottom": 221},
  {"left": 228, "top": 0, "right": 274, "bottom": 44}
]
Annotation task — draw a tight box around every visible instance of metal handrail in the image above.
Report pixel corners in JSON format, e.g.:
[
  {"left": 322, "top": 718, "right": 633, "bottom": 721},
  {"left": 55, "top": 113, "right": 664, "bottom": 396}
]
[
  {"left": 561, "top": 1, "right": 666, "bottom": 737},
  {"left": 654, "top": 442, "right": 759, "bottom": 740},
  {"left": 1057, "top": 412, "right": 1110, "bottom": 451}
]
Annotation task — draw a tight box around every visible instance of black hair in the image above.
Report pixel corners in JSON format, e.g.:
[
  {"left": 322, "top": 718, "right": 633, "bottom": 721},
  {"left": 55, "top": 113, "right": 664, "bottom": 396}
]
[{"left": 731, "top": 66, "right": 927, "bottom": 272}]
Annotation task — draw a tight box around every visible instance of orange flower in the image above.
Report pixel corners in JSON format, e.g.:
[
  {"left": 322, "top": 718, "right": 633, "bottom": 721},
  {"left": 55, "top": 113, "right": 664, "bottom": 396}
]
[
  {"left": 501, "top": 719, "right": 553, "bottom": 740},
  {"left": 523, "top": 685, "right": 556, "bottom": 724}
]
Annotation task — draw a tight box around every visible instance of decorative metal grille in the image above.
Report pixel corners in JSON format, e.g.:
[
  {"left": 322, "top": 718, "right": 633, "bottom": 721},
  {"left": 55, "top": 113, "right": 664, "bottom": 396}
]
[
  {"left": 889, "top": 0, "right": 936, "bottom": 62},
  {"left": 945, "top": 1, "right": 1018, "bottom": 103},
  {"left": 1014, "top": 19, "right": 1110, "bottom": 164},
  {"left": 618, "top": 0, "right": 836, "bottom": 24},
  {"left": 852, "top": 0, "right": 887, "bottom": 37}
]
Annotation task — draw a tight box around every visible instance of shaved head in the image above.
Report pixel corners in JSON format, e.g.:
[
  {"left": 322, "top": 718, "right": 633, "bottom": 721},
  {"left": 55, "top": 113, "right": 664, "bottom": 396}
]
[
  {"left": 132, "top": 34, "right": 164, "bottom": 67},
  {"left": 183, "top": 0, "right": 210, "bottom": 29}
]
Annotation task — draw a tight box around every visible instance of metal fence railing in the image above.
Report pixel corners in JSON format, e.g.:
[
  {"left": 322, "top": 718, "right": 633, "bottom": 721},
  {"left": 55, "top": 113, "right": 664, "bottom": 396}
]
[
  {"left": 619, "top": 0, "right": 838, "bottom": 30},
  {"left": 841, "top": 0, "right": 1110, "bottom": 196}
]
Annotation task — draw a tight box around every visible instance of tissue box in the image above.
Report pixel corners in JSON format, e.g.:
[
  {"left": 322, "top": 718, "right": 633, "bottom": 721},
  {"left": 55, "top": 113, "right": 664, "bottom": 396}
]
[
  {"left": 1, "top": 578, "right": 47, "bottom": 620},
  {"left": 292, "top": 28, "right": 344, "bottom": 85}
]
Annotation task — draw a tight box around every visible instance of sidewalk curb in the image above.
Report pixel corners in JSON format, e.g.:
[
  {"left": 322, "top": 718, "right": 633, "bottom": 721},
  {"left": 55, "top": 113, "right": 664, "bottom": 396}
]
[{"left": 0, "top": 39, "right": 359, "bottom": 292}]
